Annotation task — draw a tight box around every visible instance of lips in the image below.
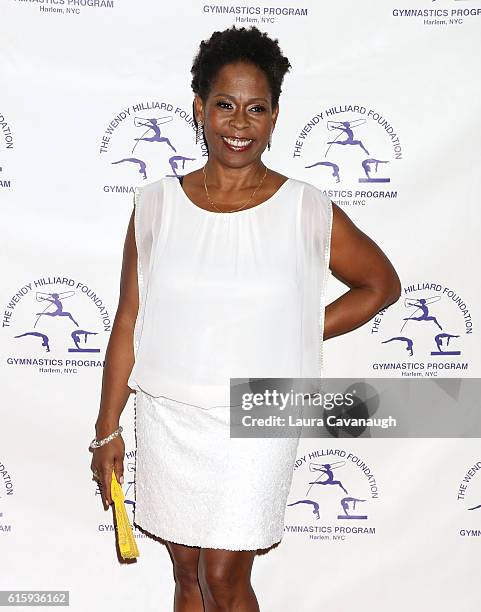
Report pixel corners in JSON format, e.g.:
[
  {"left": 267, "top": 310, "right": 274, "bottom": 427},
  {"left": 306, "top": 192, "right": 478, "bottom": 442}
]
[{"left": 221, "top": 135, "right": 254, "bottom": 152}]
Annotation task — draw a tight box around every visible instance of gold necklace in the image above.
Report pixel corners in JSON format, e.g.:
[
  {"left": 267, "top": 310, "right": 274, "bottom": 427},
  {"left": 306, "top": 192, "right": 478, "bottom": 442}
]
[{"left": 202, "top": 164, "right": 269, "bottom": 213}]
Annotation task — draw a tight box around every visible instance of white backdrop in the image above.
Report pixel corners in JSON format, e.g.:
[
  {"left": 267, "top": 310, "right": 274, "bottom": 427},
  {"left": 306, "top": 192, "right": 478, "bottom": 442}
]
[{"left": 1, "top": 1, "right": 480, "bottom": 611}]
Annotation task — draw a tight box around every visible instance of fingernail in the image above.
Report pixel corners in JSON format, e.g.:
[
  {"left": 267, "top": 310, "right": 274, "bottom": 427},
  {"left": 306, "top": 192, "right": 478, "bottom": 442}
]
[{"left": 119, "top": 475, "right": 124, "bottom": 485}]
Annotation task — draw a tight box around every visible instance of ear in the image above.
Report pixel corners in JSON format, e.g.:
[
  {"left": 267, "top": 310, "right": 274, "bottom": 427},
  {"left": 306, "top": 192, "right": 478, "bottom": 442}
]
[
  {"left": 271, "top": 103, "right": 280, "bottom": 131},
  {"left": 194, "top": 94, "right": 204, "bottom": 124}
]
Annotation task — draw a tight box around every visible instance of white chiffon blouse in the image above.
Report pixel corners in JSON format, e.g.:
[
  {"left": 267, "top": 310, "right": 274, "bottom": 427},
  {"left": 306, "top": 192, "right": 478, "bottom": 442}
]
[{"left": 127, "top": 175, "right": 333, "bottom": 409}]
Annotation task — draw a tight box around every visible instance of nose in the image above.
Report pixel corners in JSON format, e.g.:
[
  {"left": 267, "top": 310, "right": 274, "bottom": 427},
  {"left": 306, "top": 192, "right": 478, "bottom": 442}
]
[{"left": 229, "top": 107, "right": 250, "bottom": 131}]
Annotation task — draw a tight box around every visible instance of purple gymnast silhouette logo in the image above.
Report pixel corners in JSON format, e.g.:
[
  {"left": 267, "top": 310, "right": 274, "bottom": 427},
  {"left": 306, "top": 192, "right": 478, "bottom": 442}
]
[
  {"left": 457, "top": 459, "right": 481, "bottom": 539},
  {"left": 0, "top": 458, "right": 14, "bottom": 535},
  {"left": 392, "top": 0, "right": 481, "bottom": 27},
  {"left": 0, "top": 111, "right": 14, "bottom": 190},
  {"left": 285, "top": 448, "right": 379, "bottom": 542},
  {"left": 15, "top": 291, "right": 101, "bottom": 354},
  {"left": 293, "top": 105, "right": 402, "bottom": 205},
  {"left": 99, "top": 101, "right": 204, "bottom": 195},
  {"left": 370, "top": 280, "right": 473, "bottom": 376},
  {"left": 2, "top": 276, "right": 111, "bottom": 375}
]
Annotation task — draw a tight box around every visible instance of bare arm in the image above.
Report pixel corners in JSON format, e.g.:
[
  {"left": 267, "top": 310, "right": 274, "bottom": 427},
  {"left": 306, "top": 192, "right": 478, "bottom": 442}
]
[
  {"left": 90, "top": 207, "right": 139, "bottom": 508},
  {"left": 324, "top": 202, "right": 401, "bottom": 340},
  {"left": 95, "top": 208, "right": 139, "bottom": 437}
]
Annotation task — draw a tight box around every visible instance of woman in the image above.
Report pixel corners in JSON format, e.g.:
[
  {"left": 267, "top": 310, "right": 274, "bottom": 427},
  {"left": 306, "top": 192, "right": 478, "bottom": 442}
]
[{"left": 90, "top": 26, "right": 401, "bottom": 612}]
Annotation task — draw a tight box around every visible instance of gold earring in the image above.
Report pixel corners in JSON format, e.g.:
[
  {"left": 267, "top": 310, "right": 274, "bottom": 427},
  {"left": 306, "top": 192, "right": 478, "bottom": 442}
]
[{"left": 196, "top": 120, "right": 203, "bottom": 145}]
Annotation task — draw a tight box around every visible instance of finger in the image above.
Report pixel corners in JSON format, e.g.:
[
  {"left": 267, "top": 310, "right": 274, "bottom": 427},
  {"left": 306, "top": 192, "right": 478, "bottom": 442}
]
[
  {"left": 101, "top": 467, "right": 114, "bottom": 508},
  {"left": 114, "top": 458, "right": 124, "bottom": 485},
  {"left": 99, "top": 480, "right": 110, "bottom": 509}
]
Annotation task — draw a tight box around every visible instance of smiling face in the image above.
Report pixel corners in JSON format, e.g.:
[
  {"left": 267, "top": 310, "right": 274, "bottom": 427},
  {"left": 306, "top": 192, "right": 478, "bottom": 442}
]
[{"left": 194, "top": 60, "right": 279, "bottom": 169}]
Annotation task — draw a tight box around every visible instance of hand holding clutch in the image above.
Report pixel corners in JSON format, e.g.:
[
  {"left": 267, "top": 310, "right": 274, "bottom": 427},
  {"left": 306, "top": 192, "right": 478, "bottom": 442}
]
[{"left": 110, "top": 470, "right": 140, "bottom": 559}]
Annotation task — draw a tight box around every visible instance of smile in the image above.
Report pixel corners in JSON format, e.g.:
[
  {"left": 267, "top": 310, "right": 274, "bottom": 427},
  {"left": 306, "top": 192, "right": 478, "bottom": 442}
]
[{"left": 221, "top": 136, "right": 254, "bottom": 151}]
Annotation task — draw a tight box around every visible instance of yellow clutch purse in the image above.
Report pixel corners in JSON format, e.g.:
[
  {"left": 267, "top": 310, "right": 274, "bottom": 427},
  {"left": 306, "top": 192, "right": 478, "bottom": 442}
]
[{"left": 110, "top": 470, "right": 140, "bottom": 559}]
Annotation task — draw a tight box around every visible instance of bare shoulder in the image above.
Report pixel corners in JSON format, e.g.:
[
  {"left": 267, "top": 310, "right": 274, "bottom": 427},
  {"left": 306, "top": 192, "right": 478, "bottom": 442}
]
[
  {"left": 266, "top": 168, "right": 289, "bottom": 188},
  {"left": 181, "top": 168, "right": 203, "bottom": 189}
]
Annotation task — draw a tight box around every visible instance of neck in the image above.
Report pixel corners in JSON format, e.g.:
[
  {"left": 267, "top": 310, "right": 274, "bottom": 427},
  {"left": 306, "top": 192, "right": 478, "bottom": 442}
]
[{"left": 203, "top": 158, "right": 266, "bottom": 191}]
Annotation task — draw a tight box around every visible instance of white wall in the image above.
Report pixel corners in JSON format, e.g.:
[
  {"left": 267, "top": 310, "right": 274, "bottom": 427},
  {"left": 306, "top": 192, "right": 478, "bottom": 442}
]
[{"left": 1, "top": 1, "right": 480, "bottom": 610}]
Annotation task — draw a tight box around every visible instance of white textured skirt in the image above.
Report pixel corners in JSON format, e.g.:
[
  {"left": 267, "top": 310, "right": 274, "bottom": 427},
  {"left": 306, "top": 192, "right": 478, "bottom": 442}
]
[{"left": 133, "top": 389, "right": 301, "bottom": 551}]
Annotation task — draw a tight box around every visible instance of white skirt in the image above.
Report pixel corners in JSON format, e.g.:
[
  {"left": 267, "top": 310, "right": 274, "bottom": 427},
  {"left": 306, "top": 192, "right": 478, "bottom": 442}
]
[{"left": 133, "top": 389, "right": 301, "bottom": 551}]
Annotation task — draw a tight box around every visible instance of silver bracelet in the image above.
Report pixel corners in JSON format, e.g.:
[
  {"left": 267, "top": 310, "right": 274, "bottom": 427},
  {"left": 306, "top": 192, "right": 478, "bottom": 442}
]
[{"left": 89, "top": 426, "right": 123, "bottom": 450}]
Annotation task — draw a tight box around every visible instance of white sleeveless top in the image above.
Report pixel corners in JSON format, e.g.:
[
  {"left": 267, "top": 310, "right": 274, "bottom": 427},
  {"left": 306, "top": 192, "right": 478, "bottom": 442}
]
[{"left": 127, "top": 175, "right": 333, "bottom": 408}]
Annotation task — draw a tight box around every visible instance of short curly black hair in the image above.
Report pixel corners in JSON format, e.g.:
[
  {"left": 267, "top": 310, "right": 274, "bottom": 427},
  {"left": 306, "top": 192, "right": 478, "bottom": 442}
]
[{"left": 191, "top": 26, "right": 291, "bottom": 109}]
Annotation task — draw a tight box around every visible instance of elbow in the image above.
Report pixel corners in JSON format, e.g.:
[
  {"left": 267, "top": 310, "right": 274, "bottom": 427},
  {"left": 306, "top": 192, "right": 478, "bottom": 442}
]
[
  {"left": 114, "top": 309, "right": 138, "bottom": 332},
  {"left": 380, "top": 270, "right": 402, "bottom": 309},
  {"left": 385, "top": 282, "right": 402, "bottom": 309},
  {"left": 366, "top": 269, "right": 402, "bottom": 311}
]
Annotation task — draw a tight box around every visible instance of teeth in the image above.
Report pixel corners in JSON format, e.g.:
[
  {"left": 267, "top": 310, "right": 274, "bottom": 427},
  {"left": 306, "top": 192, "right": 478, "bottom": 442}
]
[{"left": 223, "top": 136, "right": 253, "bottom": 147}]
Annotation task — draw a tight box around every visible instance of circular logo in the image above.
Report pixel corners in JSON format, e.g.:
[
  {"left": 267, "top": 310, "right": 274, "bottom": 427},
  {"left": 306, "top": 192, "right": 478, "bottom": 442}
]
[
  {"left": 370, "top": 280, "right": 473, "bottom": 375},
  {"left": 0, "top": 459, "right": 14, "bottom": 534},
  {"left": 285, "top": 447, "right": 379, "bottom": 542},
  {"left": 293, "top": 103, "right": 402, "bottom": 205},
  {"left": 457, "top": 459, "right": 481, "bottom": 539},
  {"left": 99, "top": 100, "right": 205, "bottom": 195},
  {"left": 0, "top": 110, "right": 13, "bottom": 190},
  {"left": 3, "top": 276, "right": 111, "bottom": 376}
]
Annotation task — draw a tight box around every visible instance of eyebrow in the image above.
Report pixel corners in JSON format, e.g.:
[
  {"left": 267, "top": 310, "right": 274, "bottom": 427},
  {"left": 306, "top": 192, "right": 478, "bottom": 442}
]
[{"left": 213, "top": 93, "right": 269, "bottom": 103}]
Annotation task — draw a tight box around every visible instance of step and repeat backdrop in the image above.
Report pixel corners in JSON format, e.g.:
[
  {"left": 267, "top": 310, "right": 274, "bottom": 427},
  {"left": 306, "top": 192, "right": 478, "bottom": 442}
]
[{"left": 1, "top": 1, "right": 480, "bottom": 611}]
